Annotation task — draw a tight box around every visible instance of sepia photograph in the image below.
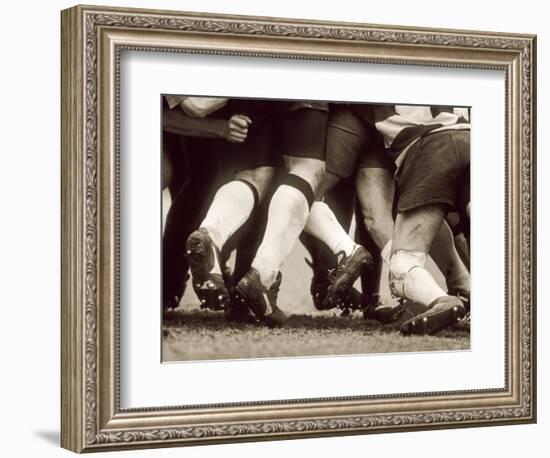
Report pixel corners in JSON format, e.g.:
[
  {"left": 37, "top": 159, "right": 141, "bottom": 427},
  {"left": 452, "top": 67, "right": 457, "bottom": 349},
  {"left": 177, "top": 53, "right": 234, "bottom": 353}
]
[{"left": 161, "top": 96, "right": 471, "bottom": 362}]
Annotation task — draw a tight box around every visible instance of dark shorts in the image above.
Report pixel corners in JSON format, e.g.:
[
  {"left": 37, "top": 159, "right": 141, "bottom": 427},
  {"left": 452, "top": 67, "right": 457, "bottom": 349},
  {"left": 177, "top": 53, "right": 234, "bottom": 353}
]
[
  {"left": 395, "top": 129, "right": 470, "bottom": 213},
  {"left": 281, "top": 107, "right": 328, "bottom": 160},
  {"left": 221, "top": 99, "right": 288, "bottom": 172},
  {"left": 224, "top": 101, "right": 329, "bottom": 169},
  {"left": 326, "top": 106, "right": 392, "bottom": 178}
]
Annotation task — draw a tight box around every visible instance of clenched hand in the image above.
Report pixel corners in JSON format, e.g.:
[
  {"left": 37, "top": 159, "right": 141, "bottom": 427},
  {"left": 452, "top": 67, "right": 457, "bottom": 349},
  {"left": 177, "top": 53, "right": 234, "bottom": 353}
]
[{"left": 224, "top": 114, "right": 252, "bottom": 143}]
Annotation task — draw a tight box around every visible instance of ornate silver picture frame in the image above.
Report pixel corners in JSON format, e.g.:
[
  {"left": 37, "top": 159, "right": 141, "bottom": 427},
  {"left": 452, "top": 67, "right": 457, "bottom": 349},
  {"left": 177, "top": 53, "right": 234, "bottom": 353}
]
[{"left": 61, "top": 4, "right": 536, "bottom": 452}]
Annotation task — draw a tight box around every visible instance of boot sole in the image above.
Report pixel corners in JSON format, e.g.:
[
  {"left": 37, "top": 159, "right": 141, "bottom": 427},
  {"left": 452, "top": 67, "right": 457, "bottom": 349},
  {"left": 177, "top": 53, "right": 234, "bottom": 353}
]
[{"left": 400, "top": 303, "right": 466, "bottom": 336}]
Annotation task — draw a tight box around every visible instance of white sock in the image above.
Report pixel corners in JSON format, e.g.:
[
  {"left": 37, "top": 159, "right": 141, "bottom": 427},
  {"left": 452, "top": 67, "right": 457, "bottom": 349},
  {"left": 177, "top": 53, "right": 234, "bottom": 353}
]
[
  {"left": 200, "top": 180, "right": 255, "bottom": 249},
  {"left": 390, "top": 250, "right": 448, "bottom": 306},
  {"left": 381, "top": 240, "right": 392, "bottom": 266},
  {"left": 252, "top": 184, "right": 310, "bottom": 287},
  {"left": 404, "top": 268, "right": 448, "bottom": 306},
  {"left": 304, "top": 201, "right": 356, "bottom": 257}
]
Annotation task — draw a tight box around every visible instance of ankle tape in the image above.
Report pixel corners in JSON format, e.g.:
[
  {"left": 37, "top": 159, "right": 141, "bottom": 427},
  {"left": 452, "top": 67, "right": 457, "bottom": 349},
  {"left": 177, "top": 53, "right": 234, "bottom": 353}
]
[{"left": 388, "top": 250, "right": 427, "bottom": 298}]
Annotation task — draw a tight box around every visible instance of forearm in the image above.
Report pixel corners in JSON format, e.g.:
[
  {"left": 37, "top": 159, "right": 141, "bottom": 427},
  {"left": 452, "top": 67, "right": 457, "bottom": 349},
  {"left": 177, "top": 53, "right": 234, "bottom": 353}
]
[
  {"left": 163, "top": 107, "right": 227, "bottom": 139},
  {"left": 180, "top": 97, "right": 228, "bottom": 118}
]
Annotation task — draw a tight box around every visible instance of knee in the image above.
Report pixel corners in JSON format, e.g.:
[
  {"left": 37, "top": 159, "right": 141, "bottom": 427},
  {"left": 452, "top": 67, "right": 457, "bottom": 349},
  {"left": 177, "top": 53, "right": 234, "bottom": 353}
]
[
  {"left": 235, "top": 166, "right": 275, "bottom": 203},
  {"left": 388, "top": 250, "right": 427, "bottom": 298},
  {"left": 285, "top": 158, "right": 327, "bottom": 197}
]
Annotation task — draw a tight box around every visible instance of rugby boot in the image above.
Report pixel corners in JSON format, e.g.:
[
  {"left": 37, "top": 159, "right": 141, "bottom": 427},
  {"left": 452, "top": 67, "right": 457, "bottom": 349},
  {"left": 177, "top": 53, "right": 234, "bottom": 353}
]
[
  {"left": 337, "top": 281, "right": 364, "bottom": 316},
  {"left": 186, "top": 228, "right": 230, "bottom": 311},
  {"left": 309, "top": 267, "right": 333, "bottom": 310},
  {"left": 225, "top": 287, "right": 258, "bottom": 324},
  {"left": 448, "top": 285, "right": 470, "bottom": 312},
  {"left": 235, "top": 269, "right": 287, "bottom": 326},
  {"left": 400, "top": 295, "right": 467, "bottom": 336},
  {"left": 163, "top": 294, "right": 180, "bottom": 313},
  {"left": 448, "top": 284, "right": 470, "bottom": 331},
  {"left": 364, "top": 294, "right": 404, "bottom": 323},
  {"left": 323, "top": 245, "right": 373, "bottom": 309}
]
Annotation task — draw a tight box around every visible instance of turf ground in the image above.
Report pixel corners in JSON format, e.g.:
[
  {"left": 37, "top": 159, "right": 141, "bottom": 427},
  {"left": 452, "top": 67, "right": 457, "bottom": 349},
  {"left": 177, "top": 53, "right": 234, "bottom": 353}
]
[{"left": 162, "top": 307, "right": 470, "bottom": 362}]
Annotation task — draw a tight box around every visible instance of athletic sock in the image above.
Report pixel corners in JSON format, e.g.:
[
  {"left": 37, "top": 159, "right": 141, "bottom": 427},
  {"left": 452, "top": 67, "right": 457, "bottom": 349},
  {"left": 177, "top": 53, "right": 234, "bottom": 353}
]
[
  {"left": 200, "top": 180, "right": 255, "bottom": 249},
  {"left": 381, "top": 240, "right": 392, "bottom": 266},
  {"left": 403, "top": 267, "right": 448, "bottom": 306},
  {"left": 390, "top": 250, "right": 448, "bottom": 306},
  {"left": 252, "top": 184, "right": 310, "bottom": 287},
  {"left": 304, "top": 201, "right": 356, "bottom": 257}
]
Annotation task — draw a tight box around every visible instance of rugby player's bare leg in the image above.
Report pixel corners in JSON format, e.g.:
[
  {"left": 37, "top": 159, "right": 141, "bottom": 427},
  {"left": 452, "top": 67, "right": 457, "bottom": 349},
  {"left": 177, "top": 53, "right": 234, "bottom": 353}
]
[
  {"left": 303, "top": 169, "right": 360, "bottom": 259},
  {"left": 300, "top": 173, "right": 367, "bottom": 311},
  {"left": 357, "top": 168, "right": 469, "bottom": 301},
  {"left": 390, "top": 204, "right": 448, "bottom": 306},
  {"left": 232, "top": 156, "right": 327, "bottom": 325},
  {"left": 355, "top": 167, "right": 398, "bottom": 314},
  {"left": 251, "top": 157, "right": 325, "bottom": 287},
  {"left": 299, "top": 171, "right": 349, "bottom": 274},
  {"left": 197, "top": 166, "right": 275, "bottom": 274},
  {"left": 356, "top": 167, "right": 395, "bottom": 255},
  {"left": 236, "top": 107, "right": 368, "bottom": 323},
  {"left": 392, "top": 204, "right": 469, "bottom": 335},
  {"left": 429, "top": 220, "right": 470, "bottom": 297},
  {"left": 302, "top": 105, "right": 372, "bottom": 265},
  {"left": 301, "top": 168, "right": 373, "bottom": 309},
  {"left": 186, "top": 166, "right": 274, "bottom": 311},
  {"left": 303, "top": 200, "right": 357, "bottom": 260}
]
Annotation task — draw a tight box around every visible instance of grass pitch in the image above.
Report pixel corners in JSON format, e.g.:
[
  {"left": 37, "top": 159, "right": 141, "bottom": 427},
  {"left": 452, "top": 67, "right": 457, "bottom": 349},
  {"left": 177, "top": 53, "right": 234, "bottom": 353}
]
[{"left": 162, "top": 305, "right": 469, "bottom": 362}]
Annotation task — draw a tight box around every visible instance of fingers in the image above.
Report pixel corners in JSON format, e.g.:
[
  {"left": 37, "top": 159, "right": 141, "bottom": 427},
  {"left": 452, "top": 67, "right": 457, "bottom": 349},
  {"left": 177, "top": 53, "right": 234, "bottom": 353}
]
[
  {"left": 230, "top": 125, "right": 248, "bottom": 136},
  {"left": 230, "top": 114, "right": 252, "bottom": 129},
  {"left": 229, "top": 131, "right": 248, "bottom": 142},
  {"left": 227, "top": 114, "right": 252, "bottom": 143},
  {"left": 230, "top": 124, "right": 248, "bottom": 137},
  {"left": 229, "top": 123, "right": 249, "bottom": 138}
]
